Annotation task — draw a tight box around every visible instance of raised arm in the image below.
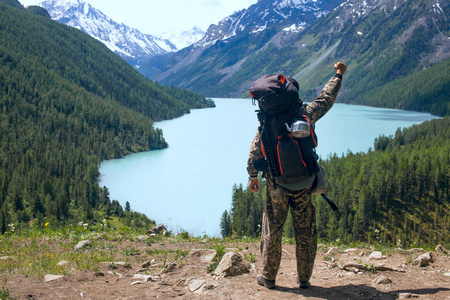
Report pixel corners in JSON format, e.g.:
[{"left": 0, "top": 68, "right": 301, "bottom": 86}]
[{"left": 306, "top": 62, "right": 347, "bottom": 123}]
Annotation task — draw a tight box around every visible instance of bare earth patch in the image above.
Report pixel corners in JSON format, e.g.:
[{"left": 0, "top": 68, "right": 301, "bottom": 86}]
[{"left": 3, "top": 240, "right": 450, "bottom": 300}]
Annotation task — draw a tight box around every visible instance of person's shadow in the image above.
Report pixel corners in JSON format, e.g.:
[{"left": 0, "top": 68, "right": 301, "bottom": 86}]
[{"left": 275, "top": 284, "right": 450, "bottom": 299}]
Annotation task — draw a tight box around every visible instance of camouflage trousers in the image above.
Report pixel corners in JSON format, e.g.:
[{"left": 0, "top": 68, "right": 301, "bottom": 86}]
[{"left": 260, "top": 179, "right": 318, "bottom": 282}]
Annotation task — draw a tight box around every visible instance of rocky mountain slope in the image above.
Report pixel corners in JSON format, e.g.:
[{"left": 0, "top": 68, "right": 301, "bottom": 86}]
[
  {"left": 37, "top": 0, "right": 177, "bottom": 68},
  {"left": 142, "top": 0, "right": 343, "bottom": 87},
  {"left": 195, "top": 0, "right": 339, "bottom": 47},
  {"left": 144, "top": 0, "right": 449, "bottom": 116}
]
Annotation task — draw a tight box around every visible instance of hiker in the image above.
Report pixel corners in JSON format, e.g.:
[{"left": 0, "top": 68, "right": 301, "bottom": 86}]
[{"left": 247, "top": 62, "right": 346, "bottom": 289}]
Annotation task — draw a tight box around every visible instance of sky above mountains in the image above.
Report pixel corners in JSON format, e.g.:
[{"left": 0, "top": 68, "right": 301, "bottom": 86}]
[{"left": 19, "top": 0, "right": 258, "bottom": 36}]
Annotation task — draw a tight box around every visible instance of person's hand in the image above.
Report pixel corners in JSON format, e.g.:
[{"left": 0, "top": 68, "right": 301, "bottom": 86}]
[
  {"left": 334, "top": 62, "right": 347, "bottom": 75},
  {"left": 250, "top": 178, "right": 259, "bottom": 193}
]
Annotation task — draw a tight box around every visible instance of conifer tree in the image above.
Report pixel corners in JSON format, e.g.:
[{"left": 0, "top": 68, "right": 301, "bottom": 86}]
[{"left": 220, "top": 210, "right": 232, "bottom": 237}]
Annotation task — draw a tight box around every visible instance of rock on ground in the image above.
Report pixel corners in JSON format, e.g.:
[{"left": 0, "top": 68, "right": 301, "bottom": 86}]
[
  {"left": 44, "top": 275, "right": 64, "bottom": 283},
  {"left": 372, "top": 275, "right": 392, "bottom": 284},
  {"left": 412, "top": 252, "right": 433, "bottom": 267},
  {"left": 369, "top": 251, "right": 386, "bottom": 260},
  {"left": 189, "top": 249, "right": 217, "bottom": 262},
  {"left": 73, "top": 240, "right": 91, "bottom": 250},
  {"left": 214, "top": 252, "right": 250, "bottom": 277}
]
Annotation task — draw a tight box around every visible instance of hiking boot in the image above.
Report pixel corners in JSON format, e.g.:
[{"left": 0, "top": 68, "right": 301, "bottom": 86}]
[
  {"left": 257, "top": 275, "right": 276, "bottom": 289},
  {"left": 299, "top": 281, "right": 310, "bottom": 289}
]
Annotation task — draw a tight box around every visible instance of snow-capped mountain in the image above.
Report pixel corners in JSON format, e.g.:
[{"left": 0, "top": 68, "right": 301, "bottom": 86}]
[
  {"left": 147, "top": 0, "right": 448, "bottom": 104},
  {"left": 160, "top": 27, "right": 205, "bottom": 50},
  {"left": 196, "top": 0, "right": 340, "bottom": 47},
  {"left": 37, "top": 0, "right": 177, "bottom": 68},
  {"left": 144, "top": 0, "right": 344, "bottom": 92}
]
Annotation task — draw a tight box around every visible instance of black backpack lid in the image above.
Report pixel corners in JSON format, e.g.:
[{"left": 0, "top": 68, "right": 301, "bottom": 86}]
[{"left": 249, "top": 74, "right": 299, "bottom": 112}]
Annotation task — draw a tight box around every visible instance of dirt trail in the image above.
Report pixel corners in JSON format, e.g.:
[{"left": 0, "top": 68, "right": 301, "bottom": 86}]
[{"left": 4, "top": 242, "right": 450, "bottom": 299}]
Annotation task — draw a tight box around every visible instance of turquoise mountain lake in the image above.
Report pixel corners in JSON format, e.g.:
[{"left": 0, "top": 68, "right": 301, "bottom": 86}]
[{"left": 98, "top": 98, "right": 439, "bottom": 236}]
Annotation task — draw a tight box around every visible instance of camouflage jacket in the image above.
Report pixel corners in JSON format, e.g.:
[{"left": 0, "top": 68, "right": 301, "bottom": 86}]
[{"left": 247, "top": 75, "right": 342, "bottom": 179}]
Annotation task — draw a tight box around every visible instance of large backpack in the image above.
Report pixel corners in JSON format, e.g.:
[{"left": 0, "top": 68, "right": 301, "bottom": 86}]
[{"left": 249, "top": 74, "right": 320, "bottom": 185}]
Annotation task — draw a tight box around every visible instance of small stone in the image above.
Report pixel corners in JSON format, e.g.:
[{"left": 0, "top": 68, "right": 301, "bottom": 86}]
[
  {"left": 195, "top": 283, "right": 216, "bottom": 294},
  {"left": 435, "top": 244, "right": 448, "bottom": 254},
  {"left": 74, "top": 240, "right": 91, "bottom": 250},
  {"left": 328, "top": 262, "right": 338, "bottom": 269},
  {"left": 398, "top": 292, "right": 419, "bottom": 298},
  {"left": 57, "top": 260, "right": 69, "bottom": 266},
  {"left": 369, "top": 251, "right": 385, "bottom": 260},
  {"left": 141, "top": 261, "right": 151, "bottom": 268},
  {"left": 189, "top": 249, "right": 217, "bottom": 262},
  {"left": 344, "top": 248, "right": 359, "bottom": 253},
  {"left": 188, "top": 279, "right": 206, "bottom": 292},
  {"left": 132, "top": 274, "right": 157, "bottom": 282},
  {"left": 147, "top": 223, "right": 168, "bottom": 236},
  {"left": 372, "top": 275, "right": 392, "bottom": 285},
  {"left": 326, "top": 247, "right": 338, "bottom": 255},
  {"left": 131, "top": 281, "right": 143, "bottom": 286},
  {"left": 412, "top": 252, "right": 433, "bottom": 267},
  {"left": 0, "top": 256, "right": 13, "bottom": 261},
  {"left": 159, "top": 262, "right": 178, "bottom": 274},
  {"left": 443, "top": 272, "right": 450, "bottom": 277},
  {"left": 44, "top": 275, "right": 64, "bottom": 282}
]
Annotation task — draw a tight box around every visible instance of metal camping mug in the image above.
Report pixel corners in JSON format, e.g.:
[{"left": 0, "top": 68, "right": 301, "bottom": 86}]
[{"left": 285, "top": 120, "right": 310, "bottom": 138}]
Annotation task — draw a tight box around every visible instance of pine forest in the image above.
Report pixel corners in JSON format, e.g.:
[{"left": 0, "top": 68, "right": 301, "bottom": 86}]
[
  {"left": 0, "top": 2, "right": 213, "bottom": 233},
  {"left": 223, "top": 117, "right": 450, "bottom": 248}
]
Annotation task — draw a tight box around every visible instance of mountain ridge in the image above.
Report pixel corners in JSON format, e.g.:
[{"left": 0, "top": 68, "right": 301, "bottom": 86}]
[
  {"left": 159, "top": 26, "right": 206, "bottom": 50},
  {"left": 37, "top": 0, "right": 177, "bottom": 68},
  {"left": 142, "top": 0, "right": 345, "bottom": 92},
  {"left": 143, "top": 0, "right": 449, "bottom": 116}
]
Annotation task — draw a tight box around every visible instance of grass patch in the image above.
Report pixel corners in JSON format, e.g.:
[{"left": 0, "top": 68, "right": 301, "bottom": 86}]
[
  {"left": 206, "top": 262, "right": 219, "bottom": 274},
  {"left": 146, "top": 249, "right": 174, "bottom": 256},
  {"left": 0, "top": 286, "right": 13, "bottom": 300},
  {"left": 0, "top": 223, "right": 440, "bottom": 286},
  {"left": 121, "top": 247, "right": 141, "bottom": 256},
  {"left": 244, "top": 252, "right": 256, "bottom": 263},
  {"left": 212, "top": 244, "right": 226, "bottom": 262}
]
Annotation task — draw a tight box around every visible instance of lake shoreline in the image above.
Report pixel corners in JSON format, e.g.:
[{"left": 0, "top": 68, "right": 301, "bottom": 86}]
[{"left": 99, "top": 99, "right": 439, "bottom": 237}]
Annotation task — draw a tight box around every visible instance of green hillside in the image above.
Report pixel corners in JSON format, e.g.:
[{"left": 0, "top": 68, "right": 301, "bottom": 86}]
[
  {"left": 253, "top": 0, "right": 450, "bottom": 117},
  {"left": 0, "top": 2, "right": 213, "bottom": 233},
  {"left": 279, "top": 0, "right": 449, "bottom": 117},
  {"left": 226, "top": 117, "right": 450, "bottom": 247},
  {"left": 351, "top": 59, "right": 450, "bottom": 116}
]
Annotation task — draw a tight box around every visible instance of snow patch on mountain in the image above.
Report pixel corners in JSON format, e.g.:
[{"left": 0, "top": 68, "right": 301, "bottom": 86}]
[
  {"left": 283, "top": 23, "right": 306, "bottom": 32},
  {"left": 160, "top": 27, "right": 205, "bottom": 50},
  {"left": 195, "top": 0, "right": 336, "bottom": 47}
]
